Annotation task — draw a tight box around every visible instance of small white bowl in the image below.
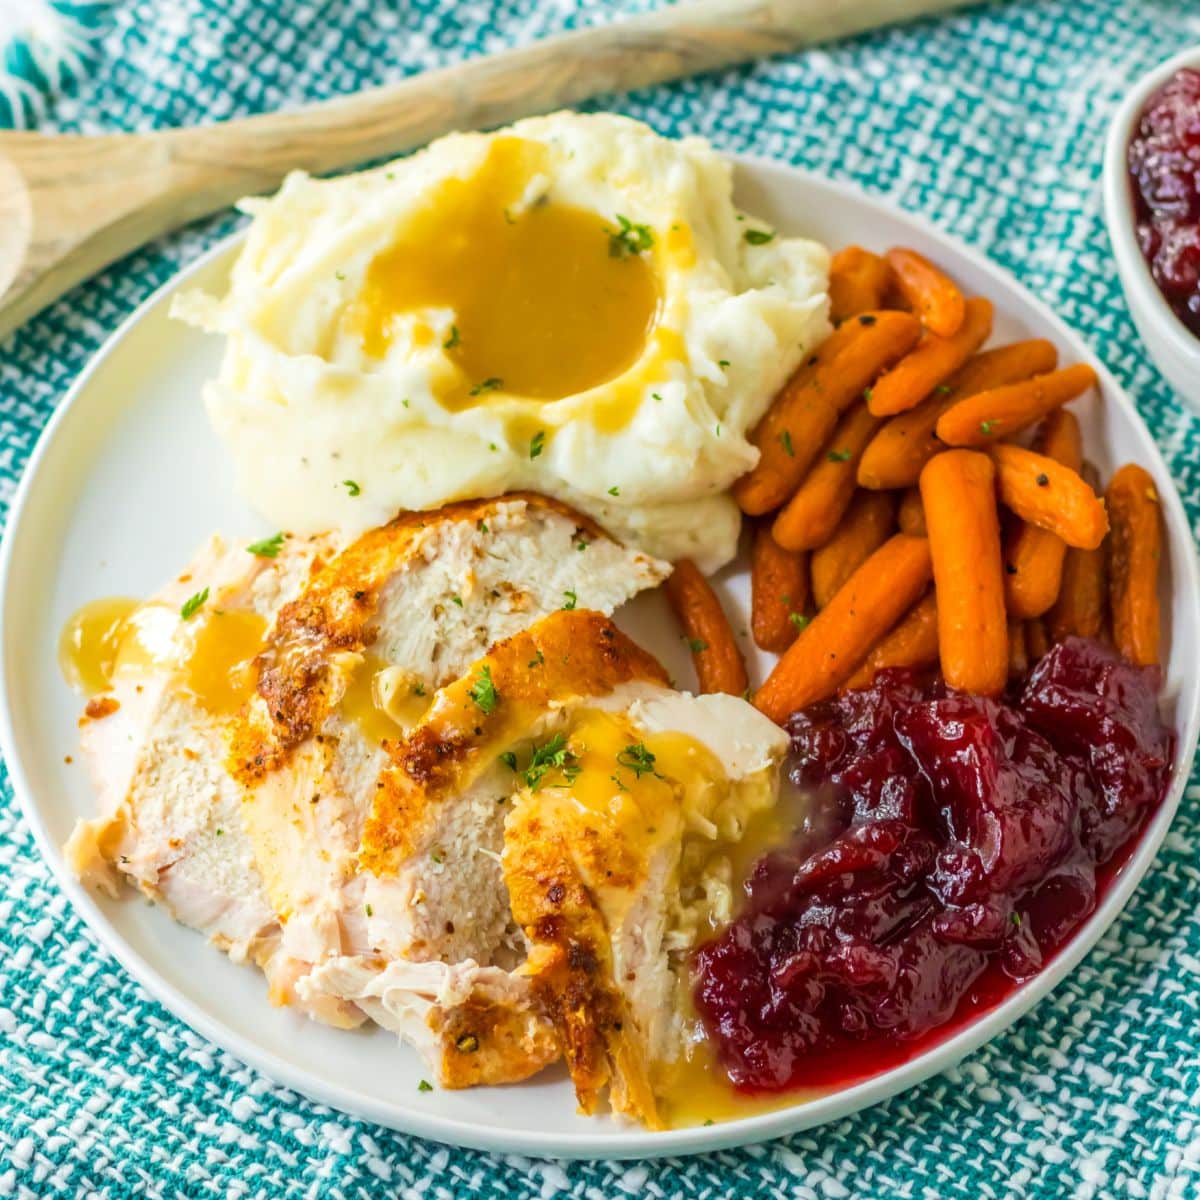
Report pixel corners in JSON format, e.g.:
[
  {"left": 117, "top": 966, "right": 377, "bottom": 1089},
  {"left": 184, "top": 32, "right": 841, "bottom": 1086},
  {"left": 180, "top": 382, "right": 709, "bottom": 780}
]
[{"left": 1103, "top": 44, "right": 1200, "bottom": 410}]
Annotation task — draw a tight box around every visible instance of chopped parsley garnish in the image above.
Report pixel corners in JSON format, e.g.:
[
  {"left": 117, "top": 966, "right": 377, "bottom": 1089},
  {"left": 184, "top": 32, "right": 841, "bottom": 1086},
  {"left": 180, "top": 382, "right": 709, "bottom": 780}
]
[
  {"left": 450, "top": 594, "right": 464, "bottom": 607},
  {"left": 468, "top": 664, "right": 499, "bottom": 714},
  {"left": 402, "top": 398, "right": 410, "bottom": 408},
  {"left": 718, "top": 359, "right": 730, "bottom": 368},
  {"left": 215, "top": 828, "right": 224, "bottom": 836},
  {"left": 827, "top": 448, "right": 852, "bottom": 463},
  {"left": 334, "top": 270, "right": 345, "bottom": 281},
  {"left": 687, "top": 637, "right": 708, "bottom": 653},
  {"left": 470, "top": 377, "right": 503, "bottom": 396},
  {"left": 365, "top": 903, "right": 373, "bottom": 917},
  {"left": 934, "top": 383, "right": 952, "bottom": 394},
  {"left": 443, "top": 324, "right": 460, "bottom": 350},
  {"left": 1011, "top": 912, "right": 1022, "bottom": 926},
  {"left": 246, "top": 532, "right": 285, "bottom": 558},
  {"left": 523, "top": 733, "right": 580, "bottom": 791},
  {"left": 529, "top": 430, "right": 546, "bottom": 460},
  {"left": 343, "top": 479, "right": 361, "bottom": 496},
  {"left": 780, "top": 430, "right": 795, "bottom": 457},
  {"left": 616, "top": 742, "right": 658, "bottom": 779},
  {"left": 575, "top": 539, "right": 589, "bottom": 552},
  {"left": 477, "top": 519, "right": 489, "bottom": 533},
  {"left": 417, "top": 1079, "right": 433, "bottom": 1092},
  {"left": 430, "top": 849, "right": 444, "bottom": 864},
  {"left": 500, "top": 751, "right": 518, "bottom": 771},
  {"left": 979, "top": 420, "right": 997, "bottom": 436},
  {"left": 562, "top": 590, "right": 578, "bottom": 611},
  {"left": 652, "top": 392, "right": 663, "bottom": 402},
  {"left": 180, "top": 588, "right": 209, "bottom": 620},
  {"left": 607, "top": 486, "right": 620, "bottom": 496},
  {"left": 789, "top": 612, "right": 809, "bottom": 631},
  {"left": 528, "top": 648, "right": 545, "bottom": 668},
  {"left": 862, "top": 387, "right": 873, "bottom": 401},
  {"left": 610, "top": 774, "right": 629, "bottom": 792},
  {"left": 744, "top": 229, "right": 775, "bottom": 245},
  {"left": 413, "top": 683, "right": 427, "bottom": 697},
  {"left": 608, "top": 214, "right": 654, "bottom": 259}
]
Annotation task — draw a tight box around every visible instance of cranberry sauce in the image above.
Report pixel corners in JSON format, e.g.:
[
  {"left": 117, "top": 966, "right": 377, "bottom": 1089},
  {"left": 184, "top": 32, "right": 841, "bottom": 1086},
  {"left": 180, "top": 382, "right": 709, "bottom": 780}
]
[
  {"left": 1128, "top": 67, "right": 1200, "bottom": 336},
  {"left": 694, "top": 638, "right": 1174, "bottom": 1093}
]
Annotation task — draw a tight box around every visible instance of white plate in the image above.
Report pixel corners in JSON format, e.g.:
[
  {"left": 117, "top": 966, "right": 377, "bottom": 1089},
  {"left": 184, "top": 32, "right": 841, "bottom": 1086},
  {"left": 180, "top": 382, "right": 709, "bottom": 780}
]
[{"left": 2, "top": 159, "right": 1199, "bottom": 1161}]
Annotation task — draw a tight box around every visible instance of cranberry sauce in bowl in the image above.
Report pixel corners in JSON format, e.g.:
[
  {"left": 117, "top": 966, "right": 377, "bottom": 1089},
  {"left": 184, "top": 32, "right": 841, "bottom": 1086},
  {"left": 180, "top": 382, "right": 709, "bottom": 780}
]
[
  {"left": 693, "top": 638, "right": 1174, "bottom": 1094},
  {"left": 1128, "top": 67, "right": 1200, "bottom": 336}
]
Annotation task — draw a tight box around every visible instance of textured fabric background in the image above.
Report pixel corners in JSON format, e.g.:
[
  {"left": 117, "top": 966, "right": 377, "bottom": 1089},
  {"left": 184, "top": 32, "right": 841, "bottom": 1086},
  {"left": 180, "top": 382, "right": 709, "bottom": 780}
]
[{"left": 3, "top": 1, "right": 1200, "bottom": 1196}]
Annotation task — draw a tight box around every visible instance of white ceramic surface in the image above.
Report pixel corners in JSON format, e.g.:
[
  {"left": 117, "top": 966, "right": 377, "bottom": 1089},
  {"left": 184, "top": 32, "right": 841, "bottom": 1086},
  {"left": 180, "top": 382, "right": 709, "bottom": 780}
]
[
  {"left": 2, "top": 159, "right": 1199, "bottom": 1161},
  {"left": 1103, "top": 43, "right": 1200, "bottom": 410}
]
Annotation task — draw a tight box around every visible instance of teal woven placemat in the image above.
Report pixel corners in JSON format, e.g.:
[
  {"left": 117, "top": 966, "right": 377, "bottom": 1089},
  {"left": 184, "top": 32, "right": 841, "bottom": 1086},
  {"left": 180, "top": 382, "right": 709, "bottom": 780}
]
[{"left": 3, "top": 2, "right": 1199, "bottom": 1196}]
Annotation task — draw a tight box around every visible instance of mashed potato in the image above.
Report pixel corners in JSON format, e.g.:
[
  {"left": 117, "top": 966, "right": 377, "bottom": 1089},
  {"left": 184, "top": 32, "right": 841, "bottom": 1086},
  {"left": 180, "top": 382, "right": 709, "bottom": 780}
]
[{"left": 175, "top": 112, "right": 829, "bottom": 569}]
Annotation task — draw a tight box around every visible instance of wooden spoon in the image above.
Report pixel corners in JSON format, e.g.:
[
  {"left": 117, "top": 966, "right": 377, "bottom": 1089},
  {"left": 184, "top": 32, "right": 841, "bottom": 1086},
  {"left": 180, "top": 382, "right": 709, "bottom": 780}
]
[{"left": 0, "top": 0, "right": 970, "bottom": 339}]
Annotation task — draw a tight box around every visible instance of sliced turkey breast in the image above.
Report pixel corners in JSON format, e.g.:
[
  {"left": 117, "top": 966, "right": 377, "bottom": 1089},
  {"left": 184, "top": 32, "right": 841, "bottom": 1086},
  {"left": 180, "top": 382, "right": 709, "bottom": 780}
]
[
  {"left": 65, "top": 531, "right": 345, "bottom": 1015},
  {"left": 226, "top": 497, "right": 669, "bottom": 1017},
  {"left": 501, "top": 688, "right": 788, "bottom": 1126}
]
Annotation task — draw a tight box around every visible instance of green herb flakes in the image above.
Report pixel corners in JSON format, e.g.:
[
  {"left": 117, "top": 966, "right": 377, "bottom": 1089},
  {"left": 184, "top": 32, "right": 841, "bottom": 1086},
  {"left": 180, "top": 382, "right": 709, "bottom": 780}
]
[{"left": 180, "top": 588, "right": 209, "bottom": 620}]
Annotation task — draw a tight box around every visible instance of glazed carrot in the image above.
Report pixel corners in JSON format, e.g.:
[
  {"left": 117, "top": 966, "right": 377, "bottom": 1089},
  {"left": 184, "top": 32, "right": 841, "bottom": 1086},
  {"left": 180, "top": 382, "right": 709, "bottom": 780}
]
[
  {"left": 829, "top": 246, "right": 893, "bottom": 323},
  {"left": 811, "top": 490, "right": 896, "bottom": 609},
  {"left": 920, "top": 450, "right": 1008, "bottom": 695},
  {"left": 1025, "top": 617, "right": 1050, "bottom": 661},
  {"left": 754, "top": 534, "right": 933, "bottom": 721},
  {"left": 665, "top": 559, "right": 749, "bottom": 696},
  {"left": 1007, "top": 620, "right": 1029, "bottom": 679},
  {"left": 898, "top": 487, "right": 927, "bottom": 536},
  {"left": 866, "top": 297, "right": 994, "bottom": 418},
  {"left": 885, "top": 248, "right": 966, "bottom": 337},
  {"left": 857, "top": 339, "right": 1059, "bottom": 490},
  {"left": 1046, "top": 464, "right": 1108, "bottom": 642},
  {"left": 771, "top": 403, "right": 882, "bottom": 552},
  {"left": 750, "top": 523, "right": 810, "bottom": 653},
  {"left": 935, "top": 363, "right": 1098, "bottom": 448},
  {"left": 991, "top": 444, "right": 1108, "bottom": 550},
  {"left": 843, "top": 591, "right": 939, "bottom": 688},
  {"left": 1106, "top": 463, "right": 1162, "bottom": 666},
  {"left": 734, "top": 311, "right": 922, "bottom": 515},
  {"left": 1003, "top": 410, "right": 1084, "bottom": 619}
]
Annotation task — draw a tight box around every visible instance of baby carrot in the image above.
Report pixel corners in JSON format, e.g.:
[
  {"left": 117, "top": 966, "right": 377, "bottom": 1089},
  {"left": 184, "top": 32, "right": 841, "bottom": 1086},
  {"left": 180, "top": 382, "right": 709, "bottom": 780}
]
[
  {"left": 898, "top": 487, "right": 927, "bottom": 536},
  {"left": 1025, "top": 617, "right": 1050, "bottom": 661},
  {"left": 811, "top": 490, "right": 896, "bottom": 609},
  {"left": 734, "top": 311, "right": 921, "bottom": 515},
  {"left": 754, "top": 534, "right": 933, "bottom": 721},
  {"left": 665, "top": 559, "right": 749, "bottom": 696},
  {"left": 751, "top": 523, "right": 810, "bottom": 653},
  {"left": 866, "top": 297, "right": 994, "bottom": 418},
  {"left": 771, "top": 403, "right": 882, "bottom": 552},
  {"left": 885, "top": 247, "right": 966, "bottom": 337},
  {"left": 920, "top": 450, "right": 1008, "bottom": 695},
  {"left": 843, "top": 590, "right": 939, "bottom": 689},
  {"left": 857, "top": 339, "right": 1059, "bottom": 490},
  {"left": 1003, "top": 410, "right": 1084, "bottom": 619},
  {"left": 1046, "top": 464, "right": 1108, "bottom": 642},
  {"left": 829, "top": 246, "right": 893, "bottom": 323},
  {"left": 935, "top": 363, "right": 1098, "bottom": 448},
  {"left": 991, "top": 444, "right": 1108, "bottom": 550},
  {"left": 1106, "top": 464, "right": 1162, "bottom": 666},
  {"left": 1007, "top": 619, "right": 1029, "bottom": 679}
]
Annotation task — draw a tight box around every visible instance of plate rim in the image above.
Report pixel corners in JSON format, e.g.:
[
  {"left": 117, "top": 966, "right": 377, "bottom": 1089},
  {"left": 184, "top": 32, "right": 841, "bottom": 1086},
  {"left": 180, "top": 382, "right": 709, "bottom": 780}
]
[{"left": 2, "top": 153, "right": 1198, "bottom": 1161}]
